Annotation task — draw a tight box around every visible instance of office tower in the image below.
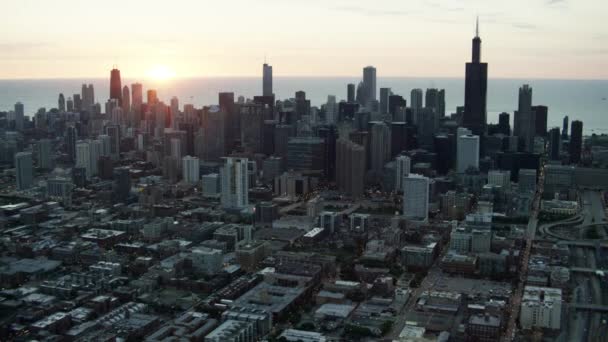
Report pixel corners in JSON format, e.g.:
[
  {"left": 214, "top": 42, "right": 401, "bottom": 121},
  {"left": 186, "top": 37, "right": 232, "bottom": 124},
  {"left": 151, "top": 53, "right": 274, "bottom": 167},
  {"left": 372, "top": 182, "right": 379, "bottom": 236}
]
[
  {"left": 395, "top": 155, "right": 411, "bottom": 191},
  {"left": 434, "top": 134, "right": 453, "bottom": 175},
  {"left": 66, "top": 97, "right": 74, "bottom": 112},
  {"left": 122, "top": 86, "right": 130, "bottom": 113},
  {"left": 356, "top": 81, "right": 365, "bottom": 104},
  {"left": 370, "top": 122, "right": 391, "bottom": 174},
  {"left": 518, "top": 168, "right": 537, "bottom": 193},
  {"left": 488, "top": 170, "right": 511, "bottom": 190},
  {"left": 498, "top": 112, "right": 511, "bottom": 135},
  {"left": 388, "top": 95, "right": 407, "bottom": 118},
  {"left": 569, "top": 120, "right": 583, "bottom": 164},
  {"left": 562, "top": 116, "right": 569, "bottom": 140},
  {"left": 336, "top": 139, "right": 365, "bottom": 197},
  {"left": 182, "top": 156, "right": 200, "bottom": 184},
  {"left": 462, "top": 19, "right": 488, "bottom": 137},
  {"left": 65, "top": 126, "right": 77, "bottom": 162},
  {"left": 410, "top": 89, "right": 423, "bottom": 124},
  {"left": 105, "top": 125, "right": 121, "bottom": 160},
  {"left": 457, "top": 134, "right": 480, "bottom": 172},
  {"left": 147, "top": 89, "right": 158, "bottom": 105},
  {"left": 379, "top": 88, "right": 391, "bottom": 114},
  {"left": 532, "top": 105, "right": 547, "bottom": 137},
  {"left": 58, "top": 94, "right": 65, "bottom": 112},
  {"left": 403, "top": 174, "right": 429, "bottom": 221},
  {"left": 14, "top": 102, "right": 24, "bottom": 131},
  {"left": 362, "top": 66, "right": 377, "bottom": 105},
  {"left": 219, "top": 92, "right": 237, "bottom": 153},
  {"left": 390, "top": 122, "right": 407, "bottom": 157},
  {"left": 325, "top": 95, "right": 337, "bottom": 124},
  {"left": 317, "top": 125, "right": 337, "bottom": 181},
  {"left": 81, "top": 84, "right": 95, "bottom": 112},
  {"left": 202, "top": 106, "right": 225, "bottom": 162},
  {"left": 76, "top": 141, "right": 91, "bottom": 179},
  {"left": 73, "top": 94, "right": 82, "bottom": 111},
  {"left": 170, "top": 138, "right": 182, "bottom": 160},
  {"left": 15, "top": 152, "right": 33, "bottom": 190},
  {"left": 131, "top": 83, "right": 143, "bottom": 121},
  {"left": 112, "top": 167, "right": 131, "bottom": 202},
  {"left": 425, "top": 88, "right": 446, "bottom": 117},
  {"left": 37, "top": 139, "right": 52, "bottom": 169},
  {"left": 89, "top": 139, "right": 102, "bottom": 176},
  {"left": 549, "top": 127, "right": 561, "bottom": 160},
  {"left": 263, "top": 63, "right": 273, "bottom": 96},
  {"left": 515, "top": 84, "right": 534, "bottom": 152},
  {"left": 220, "top": 157, "right": 249, "bottom": 209},
  {"left": 347, "top": 83, "right": 356, "bottom": 102},
  {"left": 240, "top": 103, "right": 265, "bottom": 153},
  {"left": 294, "top": 91, "right": 310, "bottom": 120},
  {"left": 286, "top": 137, "right": 325, "bottom": 171},
  {"left": 110, "top": 68, "right": 122, "bottom": 104}
]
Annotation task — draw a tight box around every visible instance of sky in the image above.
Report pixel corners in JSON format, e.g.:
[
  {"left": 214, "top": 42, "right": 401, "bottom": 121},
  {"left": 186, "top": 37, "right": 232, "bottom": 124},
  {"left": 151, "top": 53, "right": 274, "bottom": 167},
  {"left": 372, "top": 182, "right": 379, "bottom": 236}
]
[{"left": 1, "top": 0, "right": 607, "bottom": 79}]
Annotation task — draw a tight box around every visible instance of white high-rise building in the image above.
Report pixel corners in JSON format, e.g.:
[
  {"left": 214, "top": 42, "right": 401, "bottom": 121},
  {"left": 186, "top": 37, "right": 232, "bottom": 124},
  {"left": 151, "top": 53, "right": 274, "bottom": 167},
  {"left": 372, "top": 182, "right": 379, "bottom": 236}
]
[
  {"left": 325, "top": 95, "right": 337, "bottom": 124},
  {"left": 221, "top": 157, "right": 249, "bottom": 210},
  {"left": 403, "top": 173, "right": 429, "bottom": 221},
  {"left": 15, "top": 152, "right": 33, "bottom": 190},
  {"left": 76, "top": 141, "right": 91, "bottom": 179},
  {"left": 457, "top": 134, "right": 480, "bottom": 173},
  {"left": 395, "top": 155, "right": 411, "bottom": 191},
  {"left": 182, "top": 156, "right": 200, "bottom": 184},
  {"left": 520, "top": 286, "right": 562, "bottom": 330}
]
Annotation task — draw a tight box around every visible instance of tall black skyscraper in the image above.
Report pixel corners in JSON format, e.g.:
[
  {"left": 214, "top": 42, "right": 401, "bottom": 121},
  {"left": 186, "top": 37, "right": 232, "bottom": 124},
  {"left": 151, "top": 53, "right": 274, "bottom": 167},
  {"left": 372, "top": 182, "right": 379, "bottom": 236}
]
[
  {"left": 318, "top": 125, "right": 337, "bottom": 181},
  {"left": 263, "top": 63, "right": 273, "bottom": 96},
  {"left": 498, "top": 112, "right": 511, "bottom": 135},
  {"left": 110, "top": 68, "right": 122, "bottom": 105},
  {"left": 549, "top": 127, "right": 561, "bottom": 160},
  {"left": 462, "top": 19, "right": 488, "bottom": 137},
  {"left": 569, "top": 120, "right": 583, "bottom": 164},
  {"left": 562, "top": 115, "right": 569, "bottom": 140},
  {"left": 347, "top": 83, "right": 356, "bottom": 103},
  {"left": 65, "top": 125, "right": 77, "bottom": 162},
  {"left": 532, "top": 105, "right": 548, "bottom": 137}
]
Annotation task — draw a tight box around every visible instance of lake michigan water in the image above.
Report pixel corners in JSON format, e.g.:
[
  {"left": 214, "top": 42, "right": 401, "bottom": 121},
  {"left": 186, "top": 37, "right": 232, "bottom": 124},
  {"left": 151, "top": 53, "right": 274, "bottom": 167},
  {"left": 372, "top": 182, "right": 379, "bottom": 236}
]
[{"left": 0, "top": 77, "right": 606, "bottom": 134}]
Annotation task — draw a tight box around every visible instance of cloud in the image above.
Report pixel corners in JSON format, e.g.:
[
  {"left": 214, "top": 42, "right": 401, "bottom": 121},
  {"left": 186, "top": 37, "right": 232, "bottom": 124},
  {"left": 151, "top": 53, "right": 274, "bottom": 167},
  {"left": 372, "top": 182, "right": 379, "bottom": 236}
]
[{"left": 332, "top": 6, "right": 410, "bottom": 17}]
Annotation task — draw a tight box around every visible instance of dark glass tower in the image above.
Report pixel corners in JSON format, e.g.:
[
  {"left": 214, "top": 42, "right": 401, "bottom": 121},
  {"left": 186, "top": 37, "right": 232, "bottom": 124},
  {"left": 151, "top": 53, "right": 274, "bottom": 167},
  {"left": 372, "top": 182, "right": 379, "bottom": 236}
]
[
  {"left": 462, "top": 18, "right": 488, "bottom": 138},
  {"left": 110, "top": 68, "right": 122, "bottom": 105},
  {"left": 569, "top": 120, "right": 583, "bottom": 164}
]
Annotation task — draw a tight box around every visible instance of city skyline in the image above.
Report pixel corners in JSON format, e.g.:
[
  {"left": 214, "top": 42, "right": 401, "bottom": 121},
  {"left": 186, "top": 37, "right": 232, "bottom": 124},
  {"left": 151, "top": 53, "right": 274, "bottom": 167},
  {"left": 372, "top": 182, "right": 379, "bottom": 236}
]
[{"left": 2, "top": 0, "right": 607, "bottom": 80}]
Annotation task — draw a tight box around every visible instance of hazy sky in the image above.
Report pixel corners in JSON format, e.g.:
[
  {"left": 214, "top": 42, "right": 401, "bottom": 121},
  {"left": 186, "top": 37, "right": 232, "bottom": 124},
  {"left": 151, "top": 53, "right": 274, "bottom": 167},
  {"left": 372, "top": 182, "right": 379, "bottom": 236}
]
[{"left": 1, "top": 0, "right": 607, "bottom": 79}]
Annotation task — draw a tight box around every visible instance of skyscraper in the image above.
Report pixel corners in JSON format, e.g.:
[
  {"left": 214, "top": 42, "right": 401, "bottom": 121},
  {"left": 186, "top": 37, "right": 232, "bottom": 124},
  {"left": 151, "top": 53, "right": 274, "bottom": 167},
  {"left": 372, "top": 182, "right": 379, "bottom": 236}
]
[
  {"left": 403, "top": 174, "right": 429, "bottom": 221},
  {"left": 562, "top": 116, "right": 569, "bottom": 140},
  {"left": 131, "top": 83, "right": 143, "bottom": 121},
  {"left": 15, "top": 152, "right": 33, "bottom": 190},
  {"left": 498, "top": 112, "right": 511, "bottom": 135},
  {"left": 81, "top": 84, "right": 95, "bottom": 112},
  {"left": 65, "top": 125, "right": 77, "bottom": 162},
  {"left": 462, "top": 19, "right": 488, "bottom": 138},
  {"left": 457, "top": 134, "right": 480, "bottom": 173},
  {"left": 395, "top": 155, "right": 411, "bottom": 191},
  {"left": 110, "top": 68, "right": 122, "bottom": 104},
  {"left": 112, "top": 167, "right": 131, "bottom": 202},
  {"left": 263, "top": 63, "right": 273, "bottom": 96},
  {"left": 37, "top": 139, "right": 52, "bottom": 169},
  {"left": 336, "top": 139, "right": 365, "bottom": 197},
  {"left": 14, "top": 102, "right": 24, "bottom": 131},
  {"left": 76, "top": 141, "right": 91, "bottom": 179},
  {"left": 532, "top": 105, "right": 548, "bottom": 137},
  {"left": 379, "top": 88, "right": 391, "bottom": 114},
  {"left": 347, "top": 83, "right": 356, "bottom": 103},
  {"left": 548, "top": 127, "right": 561, "bottom": 161},
  {"left": 122, "top": 86, "right": 131, "bottom": 113},
  {"left": 325, "top": 95, "right": 337, "bottom": 124},
  {"left": 362, "top": 66, "right": 377, "bottom": 105},
  {"left": 425, "top": 88, "right": 446, "bottom": 117},
  {"left": 147, "top": 89, "right": 158, "bottom": 105},
  {"left": 58, "top": 94, "right": 65, "bottom": 112},
  {"left": 220, "top": 157, "right": 249, "bottom": 210},
  {"left": 182, "top": 156, "right": 200, "bottom": 184},
  {"left": 370, "top": 122, "right": 391, "bottom": 174},
  {"left": 569, "top": 120, "right": 583, "bottom": 164},
  {"left": 410, "top": 89, "right": 423, "bottom": 124},
  {"left": 515, "top": 84, "right": 534, "bottom": 152}
]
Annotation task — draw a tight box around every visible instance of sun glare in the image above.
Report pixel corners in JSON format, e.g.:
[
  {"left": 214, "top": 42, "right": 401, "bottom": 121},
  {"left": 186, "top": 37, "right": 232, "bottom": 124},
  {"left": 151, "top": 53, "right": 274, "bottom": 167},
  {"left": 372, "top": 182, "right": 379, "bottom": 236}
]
[{"left": 147, "top": 65, "right": 176, "bottom": 80}]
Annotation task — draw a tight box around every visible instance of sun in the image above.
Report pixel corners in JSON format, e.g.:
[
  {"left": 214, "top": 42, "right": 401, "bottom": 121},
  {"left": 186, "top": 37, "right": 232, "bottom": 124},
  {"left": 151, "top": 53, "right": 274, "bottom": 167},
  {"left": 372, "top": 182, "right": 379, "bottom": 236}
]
[{"left": 147, "top": 65, "right": 176, "bottom": 80}]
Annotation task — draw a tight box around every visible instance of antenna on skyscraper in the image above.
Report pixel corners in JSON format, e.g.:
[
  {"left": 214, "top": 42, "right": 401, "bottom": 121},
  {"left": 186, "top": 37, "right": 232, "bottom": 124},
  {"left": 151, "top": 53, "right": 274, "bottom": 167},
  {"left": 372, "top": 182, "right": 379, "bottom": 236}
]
[{"left": 476, "top": 15, "right": 479, "bottom": 37}]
